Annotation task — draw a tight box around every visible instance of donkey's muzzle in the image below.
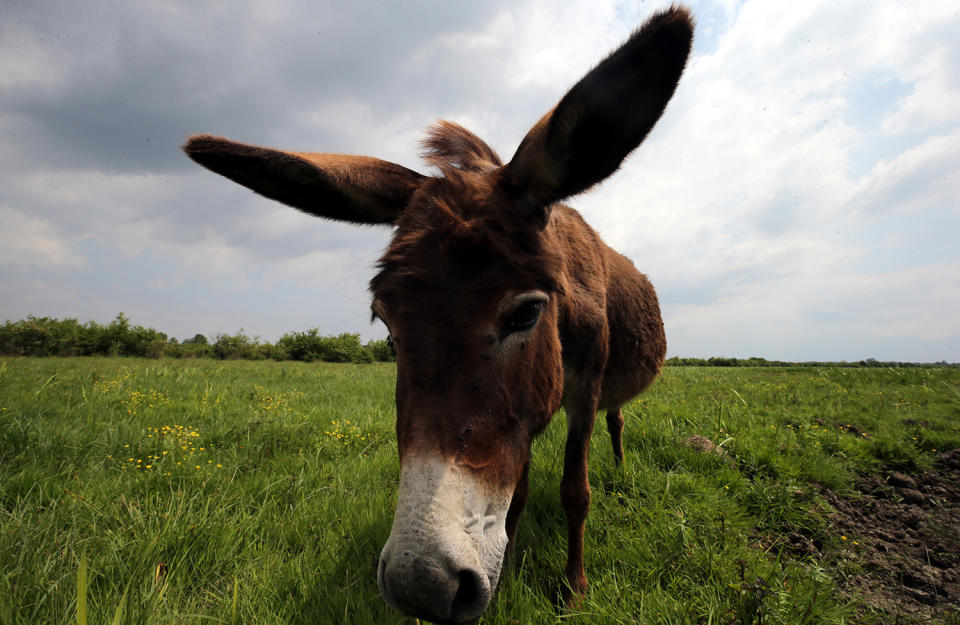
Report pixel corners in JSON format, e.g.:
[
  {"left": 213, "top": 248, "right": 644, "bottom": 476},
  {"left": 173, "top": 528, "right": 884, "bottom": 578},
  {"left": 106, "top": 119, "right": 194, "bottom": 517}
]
[
  {"left": 376, "top": 455, "right": 511, "bottom": 623},
  {"left": 378, "top": 550, "right": 490, "bottom": 624}
]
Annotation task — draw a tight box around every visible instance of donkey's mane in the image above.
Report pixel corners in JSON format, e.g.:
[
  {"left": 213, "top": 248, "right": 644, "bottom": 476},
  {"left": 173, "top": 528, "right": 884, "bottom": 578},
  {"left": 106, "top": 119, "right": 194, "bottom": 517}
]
[{"left": 421, "top": 120, "right": 503, "bottom": 174}]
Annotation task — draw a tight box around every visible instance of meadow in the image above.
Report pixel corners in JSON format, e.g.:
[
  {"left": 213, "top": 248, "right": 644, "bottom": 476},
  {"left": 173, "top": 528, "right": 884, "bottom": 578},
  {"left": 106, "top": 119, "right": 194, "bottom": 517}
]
[{"left": 1, "top": 358, "right": 958, "bottom": 624}]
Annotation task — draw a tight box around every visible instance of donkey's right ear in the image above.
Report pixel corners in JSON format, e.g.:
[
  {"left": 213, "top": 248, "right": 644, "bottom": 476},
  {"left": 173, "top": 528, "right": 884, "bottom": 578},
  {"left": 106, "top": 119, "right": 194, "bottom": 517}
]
[{"left": 183, "top": 135, "right": 425, "bottom": 225}]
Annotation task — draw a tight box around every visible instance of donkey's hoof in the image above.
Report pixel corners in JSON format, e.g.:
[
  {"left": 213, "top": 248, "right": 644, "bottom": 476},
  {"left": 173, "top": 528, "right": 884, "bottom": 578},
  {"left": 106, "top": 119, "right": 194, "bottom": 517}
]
[{"left": 559, "top": 580, "right": 588, "bottom": 612}]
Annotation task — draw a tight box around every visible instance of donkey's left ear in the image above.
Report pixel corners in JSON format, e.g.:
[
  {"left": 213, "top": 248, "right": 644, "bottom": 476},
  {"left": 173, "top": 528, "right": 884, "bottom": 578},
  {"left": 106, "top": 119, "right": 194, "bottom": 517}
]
[
  {"left": 501, "top": 6, "right": 693, "bottom": 218},
  {"left": 184, "top": 135, "right": 425, "bottom": 225}
]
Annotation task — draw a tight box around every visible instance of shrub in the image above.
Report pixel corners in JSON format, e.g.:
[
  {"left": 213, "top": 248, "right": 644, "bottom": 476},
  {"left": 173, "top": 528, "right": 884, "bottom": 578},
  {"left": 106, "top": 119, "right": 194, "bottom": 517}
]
[
  {"left": 260, "top": 342, "right": 290, "bottom": 361},
  {"left": 366, "top": 338, "right": 396, "bottom": 362},
  {"left": 324, "top": 333, "right": 372, "bottom": 363},
  {"left": 1, "top": 316, "right": 95, "bottom": 356},
  {"left": 276, "top": 330, "right": 372, "bottom": 363},
  {"left": 186, "top": 333, "right": 209, "bottom": 345},
  {"left": 211, "top": 331, "right": 264, "bottom": 360},
  {"left": 276, "top": 328, "right": 326, "bottom": 362},
  {"left": 167, "top": 342, "right": 210, "bottom": 359}
]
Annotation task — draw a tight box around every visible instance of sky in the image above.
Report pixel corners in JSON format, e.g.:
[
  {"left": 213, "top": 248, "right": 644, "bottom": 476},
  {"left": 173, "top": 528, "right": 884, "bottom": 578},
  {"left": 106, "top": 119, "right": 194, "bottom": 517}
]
[{"left": 1, "top": 0, "right": 958, "bottom": 362}]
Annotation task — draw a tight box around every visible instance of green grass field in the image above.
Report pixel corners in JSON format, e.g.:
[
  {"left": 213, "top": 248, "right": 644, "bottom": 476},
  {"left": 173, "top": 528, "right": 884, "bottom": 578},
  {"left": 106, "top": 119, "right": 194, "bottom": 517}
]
[{"left": 1, "top": 358, "right": 958, "bottom": 624}]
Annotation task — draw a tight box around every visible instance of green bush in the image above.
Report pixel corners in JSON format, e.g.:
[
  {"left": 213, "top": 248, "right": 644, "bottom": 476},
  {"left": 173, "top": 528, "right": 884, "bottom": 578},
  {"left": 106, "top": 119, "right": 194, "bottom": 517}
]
[
  {"left": 260, "top": 342, "right": 290, "bottom": 361},
  {"left": 324, "top": 333, "right": 372, "bottom": 363},
  {"left": 211, "top": 331, "right": 264, "bottom": 360},
  {"left": 276, "top": 330, "right": 372, "bottom": 363},
  {"left": 166, "top": 341, "right": 211, "bottom": 359},
  {"left": 186, "top": 333, "right": 208, "bottom": 345},
  {"left": 0, "top": 316, "right": 86, "bottom": 356},
  {"left": 276, "top": 328, "right": 326, "bottom": 362},
  {"left": 365, "top": 338, "right": 396, "bottom": 362}
]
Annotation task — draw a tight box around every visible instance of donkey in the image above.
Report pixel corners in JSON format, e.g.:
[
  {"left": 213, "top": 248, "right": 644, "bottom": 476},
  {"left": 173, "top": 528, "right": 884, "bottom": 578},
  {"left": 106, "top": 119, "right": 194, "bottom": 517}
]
[{"left": 185, "top": 6, "right": 692, "bottom": 623}]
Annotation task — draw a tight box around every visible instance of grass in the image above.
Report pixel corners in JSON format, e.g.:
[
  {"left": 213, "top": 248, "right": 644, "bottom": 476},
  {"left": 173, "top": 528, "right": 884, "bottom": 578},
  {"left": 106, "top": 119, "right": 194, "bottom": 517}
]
[{"left": 0, "top": 358, "right": 958, "bottom": 624}]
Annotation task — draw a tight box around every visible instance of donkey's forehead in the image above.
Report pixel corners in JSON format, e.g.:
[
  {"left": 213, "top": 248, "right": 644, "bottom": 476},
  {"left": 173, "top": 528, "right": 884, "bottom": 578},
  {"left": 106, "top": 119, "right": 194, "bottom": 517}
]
[
  {"left": 369, "top": 196, "right": 559, "bottom": 302},
  {"left": 405, "top": 170, "right": 498, "bottom": 223}
]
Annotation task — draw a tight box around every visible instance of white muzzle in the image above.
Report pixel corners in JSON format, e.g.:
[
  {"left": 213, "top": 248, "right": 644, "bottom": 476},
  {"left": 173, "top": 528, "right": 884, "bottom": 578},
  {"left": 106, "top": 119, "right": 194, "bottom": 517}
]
[{"left": 377, "top": 455, "right": 512, "bottom": 623}]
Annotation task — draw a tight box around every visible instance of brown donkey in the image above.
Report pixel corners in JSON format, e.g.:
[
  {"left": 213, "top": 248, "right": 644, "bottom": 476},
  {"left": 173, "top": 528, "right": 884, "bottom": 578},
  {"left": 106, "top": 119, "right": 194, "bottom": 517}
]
[{"left": 185, "top": 6, "right": 692, "bottom": 623}]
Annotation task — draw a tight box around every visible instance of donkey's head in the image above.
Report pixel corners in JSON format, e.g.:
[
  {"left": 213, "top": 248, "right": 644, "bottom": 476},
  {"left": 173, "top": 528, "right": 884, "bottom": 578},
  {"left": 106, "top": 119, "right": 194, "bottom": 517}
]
[{"left": 185, "top": 7, "right": 691, "bottom": 623}]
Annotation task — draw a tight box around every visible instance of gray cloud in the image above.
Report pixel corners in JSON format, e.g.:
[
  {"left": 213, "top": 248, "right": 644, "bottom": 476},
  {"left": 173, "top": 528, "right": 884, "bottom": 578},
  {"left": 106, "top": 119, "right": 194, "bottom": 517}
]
[{"left": 2, "top": 0, "right": 510, "bottom": 174}]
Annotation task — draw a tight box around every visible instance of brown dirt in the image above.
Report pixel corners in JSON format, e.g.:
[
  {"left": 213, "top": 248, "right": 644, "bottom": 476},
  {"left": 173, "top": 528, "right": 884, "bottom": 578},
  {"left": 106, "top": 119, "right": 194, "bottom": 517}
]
[{"left": 823, "top": 449, "right": 960, "bottom": 623}]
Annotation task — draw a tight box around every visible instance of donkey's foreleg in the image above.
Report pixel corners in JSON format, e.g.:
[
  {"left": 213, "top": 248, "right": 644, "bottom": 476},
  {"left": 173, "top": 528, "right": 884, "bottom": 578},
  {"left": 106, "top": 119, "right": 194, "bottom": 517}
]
[
  {"left": 560, "top": 392, "right": 599, "bottom": 602},
  {"left": 605, "top": 407, "right": 625, "bottom": 466}
]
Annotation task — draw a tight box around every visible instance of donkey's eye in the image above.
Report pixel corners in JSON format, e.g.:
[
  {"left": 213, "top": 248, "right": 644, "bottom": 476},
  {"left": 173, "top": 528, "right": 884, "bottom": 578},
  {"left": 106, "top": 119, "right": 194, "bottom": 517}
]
[{"left": 505, "top": 301, "right": 543, "bottom": 333}]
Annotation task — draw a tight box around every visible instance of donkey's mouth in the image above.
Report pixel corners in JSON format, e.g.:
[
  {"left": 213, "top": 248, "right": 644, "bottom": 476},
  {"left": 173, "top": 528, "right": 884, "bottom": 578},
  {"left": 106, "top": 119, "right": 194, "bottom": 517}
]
[{"left": 377, "top": 455, "right": 511, "bottom": 623}]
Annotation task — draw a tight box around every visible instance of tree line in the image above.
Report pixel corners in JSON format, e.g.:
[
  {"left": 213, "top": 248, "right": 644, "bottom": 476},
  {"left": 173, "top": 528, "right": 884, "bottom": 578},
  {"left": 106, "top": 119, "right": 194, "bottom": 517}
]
[
  {"left": 0, "top": 314, "right": 394, "bottom": 363},
  {"left": 664, "top": 356, "right": 958, "bottom": 368},
  {"left": 1, "top": 314, "right": 955, "bottom": 367}
]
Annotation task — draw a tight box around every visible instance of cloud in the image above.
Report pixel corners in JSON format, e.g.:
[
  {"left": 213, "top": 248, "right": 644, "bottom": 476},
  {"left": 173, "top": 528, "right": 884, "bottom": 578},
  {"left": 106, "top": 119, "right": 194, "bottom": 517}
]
[
  {"left": 856, "top": 128, "right": 960, "bottom": 216},
  {"left": 668, "top": 258, "right": 960, "bottom": 361},
  {"left": 0, "top": 206, "right": 82, "bottom": 269}
]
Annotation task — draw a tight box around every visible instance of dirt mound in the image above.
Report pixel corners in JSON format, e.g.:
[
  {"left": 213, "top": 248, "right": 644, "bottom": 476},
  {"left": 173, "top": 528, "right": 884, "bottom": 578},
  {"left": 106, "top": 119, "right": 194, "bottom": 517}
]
[
  {"left": 824, "top": 449, "right": 960, "bottom": 621},
  {"left": 683, "top": 434, "right": 727, "bottom": 456}
]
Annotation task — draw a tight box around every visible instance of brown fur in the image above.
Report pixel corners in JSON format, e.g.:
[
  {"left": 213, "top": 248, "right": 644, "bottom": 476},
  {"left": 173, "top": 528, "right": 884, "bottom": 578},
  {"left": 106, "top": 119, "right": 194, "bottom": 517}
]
[{"left": 183, "top": 6, "right": 692, "bottom": 621}]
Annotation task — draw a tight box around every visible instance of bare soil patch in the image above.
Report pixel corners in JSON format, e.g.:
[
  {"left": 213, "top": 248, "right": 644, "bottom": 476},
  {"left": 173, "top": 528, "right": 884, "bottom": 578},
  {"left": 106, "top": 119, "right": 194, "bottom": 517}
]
[{"left": 824, "top": 449, "right": 960, "bottom": 622}]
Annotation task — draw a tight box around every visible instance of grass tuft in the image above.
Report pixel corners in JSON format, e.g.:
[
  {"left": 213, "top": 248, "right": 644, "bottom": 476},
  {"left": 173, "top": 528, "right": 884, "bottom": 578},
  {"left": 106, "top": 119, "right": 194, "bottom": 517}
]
[{"left": 77, "top": 551, "right": 87, "bottom": 625}]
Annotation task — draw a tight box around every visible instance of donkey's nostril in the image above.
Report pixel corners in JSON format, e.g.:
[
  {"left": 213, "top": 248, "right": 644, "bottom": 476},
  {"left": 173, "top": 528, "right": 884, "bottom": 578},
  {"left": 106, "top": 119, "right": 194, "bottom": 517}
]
[{"left": 451, "top": 569, "right": 485, "bottom": 618}]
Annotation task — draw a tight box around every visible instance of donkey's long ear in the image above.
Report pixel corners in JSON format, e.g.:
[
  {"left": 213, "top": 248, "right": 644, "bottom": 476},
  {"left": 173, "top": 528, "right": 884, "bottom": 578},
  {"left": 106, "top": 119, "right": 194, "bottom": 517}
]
[
  {"left": 502, "top": 6, "right": 693, "bottom": 214},
  {"left": 183, "top": 135, "right": 425, "bottom": 224}
]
